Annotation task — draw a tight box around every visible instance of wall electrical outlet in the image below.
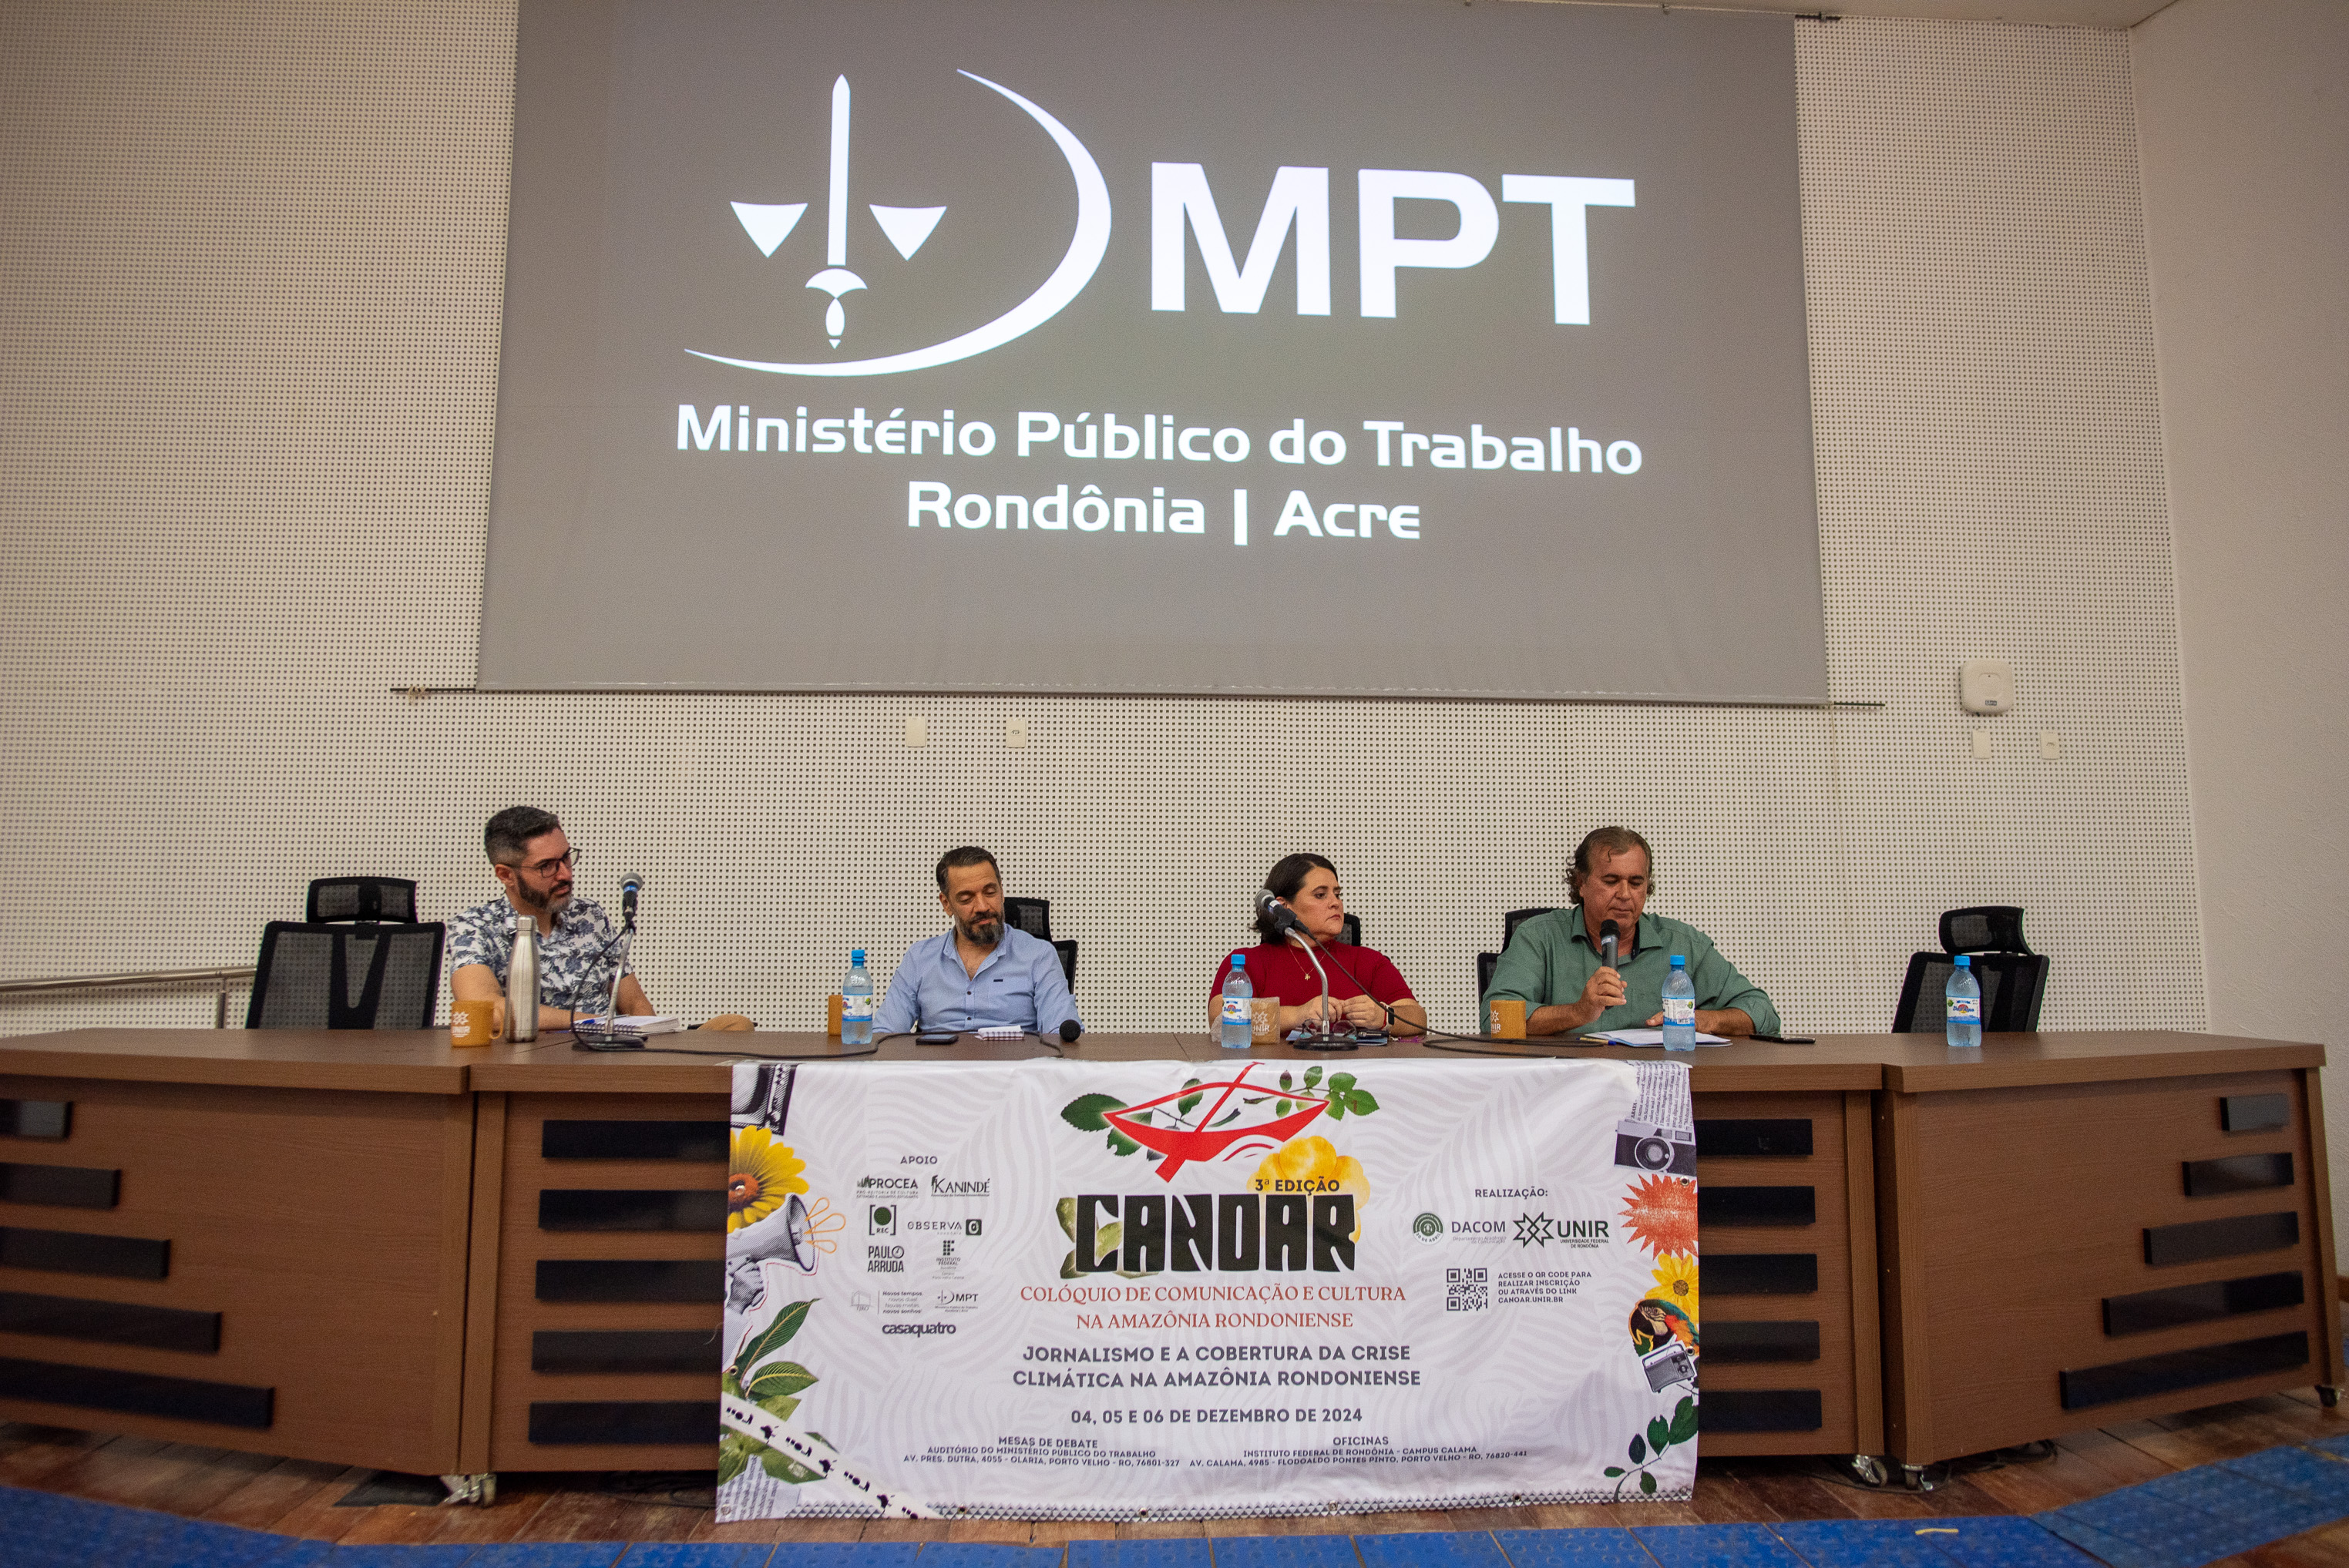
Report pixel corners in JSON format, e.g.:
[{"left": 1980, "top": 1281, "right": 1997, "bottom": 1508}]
[
  {"left": 1972, "top": 729, "right": 1993, "bottom": 759},
  {"left": 2041, "top": 730, "right": 2061, "bottom": 760},
  {"left": 1006, "top": 717, "right": 1028, "bottom": 749},
  {"left": 905, "top": 716, "right": 927, "bottom": 747}
]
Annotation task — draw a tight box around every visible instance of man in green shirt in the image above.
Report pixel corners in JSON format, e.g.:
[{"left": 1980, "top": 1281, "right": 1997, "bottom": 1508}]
[{"left": 1483, "top": 828, "right": 1780, "bottom": 1038}]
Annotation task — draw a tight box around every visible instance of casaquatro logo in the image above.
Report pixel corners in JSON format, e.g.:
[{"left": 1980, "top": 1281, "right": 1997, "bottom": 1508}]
[{"left": 694, "top": 72, "right": 1632, "bottom": 378}]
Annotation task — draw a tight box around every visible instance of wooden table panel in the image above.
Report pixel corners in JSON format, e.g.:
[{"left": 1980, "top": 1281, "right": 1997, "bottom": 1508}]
[
  {"left": 1878, "top": 1065, "right": 2343, "bottom": 1464},
  {"left": 0, "top": 1072, "right": 470, "bottom": 1473}
]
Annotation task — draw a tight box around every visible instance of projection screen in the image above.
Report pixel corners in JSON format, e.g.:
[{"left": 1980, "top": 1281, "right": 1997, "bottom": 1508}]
[{"left": 481, "top": 0, "right": 1824, "bottom": 700}]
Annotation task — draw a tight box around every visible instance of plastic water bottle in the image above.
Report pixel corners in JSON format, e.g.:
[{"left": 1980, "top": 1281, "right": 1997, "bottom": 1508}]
[
  {"left": 842, "top": 949, "right": 874, "bottom": 1045},
  {"left": 1220, "top": 955, "right": 1253, "bottom": 1049},
  {"left": 1945, "top": 955, "right": 1981, "bottom": 1048},
  {"left": 1661, "top": 955, "right": 1696, "bottom": 1052}
]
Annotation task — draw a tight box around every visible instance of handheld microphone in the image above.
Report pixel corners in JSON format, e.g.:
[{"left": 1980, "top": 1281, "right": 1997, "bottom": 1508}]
[
  {"left": 1254, "top": 888, "right": 1303, "bottom": 935},
  {"left": 618, "top": 871, "right": 644, "bottom": 930},
  {"left": 1599, "top": 918, "right": 1618, "bottom": 970},
  {"left": 1060, "top": 1019, "right": 1084, "bottom": 1043}
]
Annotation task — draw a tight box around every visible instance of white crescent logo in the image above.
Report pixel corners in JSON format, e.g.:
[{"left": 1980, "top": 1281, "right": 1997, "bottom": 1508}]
[{"left": 687, "top": 71, "right": 1111, "bottom": 379}]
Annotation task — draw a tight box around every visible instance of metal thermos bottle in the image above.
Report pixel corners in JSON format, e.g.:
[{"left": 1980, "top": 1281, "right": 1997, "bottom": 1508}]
[{"left": 507, "top": 918, "right": 539, "bottom": 1042}]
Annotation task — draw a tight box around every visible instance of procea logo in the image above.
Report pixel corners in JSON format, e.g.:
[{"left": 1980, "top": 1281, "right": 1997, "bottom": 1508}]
[{"left": 691, "top": 72, "right": 1110, "bottom": 379}]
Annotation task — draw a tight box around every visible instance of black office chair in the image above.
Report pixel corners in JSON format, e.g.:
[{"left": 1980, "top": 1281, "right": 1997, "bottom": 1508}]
[
  {"left": 306, "top": 877, "right": 419, "bottom": 925},
  {"left": 1503, "top": 908, "right": 1555, "bottom": 947},
  {"left": 247, "top": 922, "right": 445, "bottom": 1029},
  {"left": 1892, "top": 906, "right": 2048, "bottom": 1033},
  {"left": 1005, "top": 897, "right": 1052, "bottom": 939},
  {"left": 1051, "top": 940, "right": 1077, "bottom": 991},
  {"left": 1477, "top": 951, "right": 1499, "bottom": 1000},
  {"left": 1339, "top": 914, "right": 1362, "bottom": 947}
]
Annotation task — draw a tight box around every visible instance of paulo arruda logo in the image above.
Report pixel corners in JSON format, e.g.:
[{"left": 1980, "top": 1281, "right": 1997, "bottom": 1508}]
[{"left": 1060, "top": 1063, "right": 1379, "bottom": 1182}]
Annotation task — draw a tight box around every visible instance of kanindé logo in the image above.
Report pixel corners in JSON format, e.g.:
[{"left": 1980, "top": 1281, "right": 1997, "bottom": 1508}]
[{"left": 691, "top": 72, "right": 1633, "bottom": 378}]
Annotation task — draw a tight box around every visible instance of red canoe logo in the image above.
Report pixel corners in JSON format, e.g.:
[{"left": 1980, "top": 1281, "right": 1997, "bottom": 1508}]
[{"left": 1103, "top": 1064, "right": 1327, "bottom": 1180}]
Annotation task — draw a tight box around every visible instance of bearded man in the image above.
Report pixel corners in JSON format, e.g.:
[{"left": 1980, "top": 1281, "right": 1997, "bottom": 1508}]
[{"left": 872, "top": 847, "right": 1080, "bottom": 1039}]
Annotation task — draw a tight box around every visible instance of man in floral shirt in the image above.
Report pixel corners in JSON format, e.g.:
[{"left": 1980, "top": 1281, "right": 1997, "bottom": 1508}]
[{"left": 448, "top": 806, "right": 654, "bottom": 1031}]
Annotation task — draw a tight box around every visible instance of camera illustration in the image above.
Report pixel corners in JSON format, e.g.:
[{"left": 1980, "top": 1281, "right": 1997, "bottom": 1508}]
[
  {"left": 1642, "top": 1341, "right": 1697, "bottom": 1392},
  {"left": 1614, "top": 1117, "right": 1697, "bottom": 1175}
]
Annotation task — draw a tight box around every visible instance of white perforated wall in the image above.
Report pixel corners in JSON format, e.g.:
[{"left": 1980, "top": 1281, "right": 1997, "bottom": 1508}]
[{"left": 0, "top": 5, "right": 2204, "bottom": 1042}]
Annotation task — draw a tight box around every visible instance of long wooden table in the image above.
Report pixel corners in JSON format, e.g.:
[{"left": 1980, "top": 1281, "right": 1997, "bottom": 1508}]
[{"left": 0, "top": 1028, "right": 2334, "bottom": 1485}]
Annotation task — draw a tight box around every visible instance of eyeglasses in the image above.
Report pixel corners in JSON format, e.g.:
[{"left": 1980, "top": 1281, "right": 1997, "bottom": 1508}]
[{"left": 508, "top": 849, "right": 576, "bottom": 878}]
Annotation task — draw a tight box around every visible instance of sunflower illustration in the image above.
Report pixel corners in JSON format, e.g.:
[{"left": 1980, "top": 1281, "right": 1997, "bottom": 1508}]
[
  {"left": 728, "top": 1126, "right": 808, "bottom": 1232},
  {"left": 1618, "top": 1172, "right": 1699, "bottom": 1258},
  {"left": 1249, "top": 1135, "right": 1369, "bottom": 1241},
  {"left": 1646, "top": 1252, "right": 1699, "bottom": 1321}
]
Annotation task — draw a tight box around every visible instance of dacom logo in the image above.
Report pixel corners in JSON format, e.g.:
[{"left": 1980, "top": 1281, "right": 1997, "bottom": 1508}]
[{"left": 690, "top": 72, "right": 1633, "bottom": 379}]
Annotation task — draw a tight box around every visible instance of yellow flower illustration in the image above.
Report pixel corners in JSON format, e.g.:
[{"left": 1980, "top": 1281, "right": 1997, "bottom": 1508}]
[
  {"left": 1645, "top": 1253, "right": 1699, "bottom": 1323},
  {"left": 728, "top": 1126, "right": 808, "bottom": 1232},
  {"left": 1249, "top": 1135, "right": 1369, "bottom": 1241}
]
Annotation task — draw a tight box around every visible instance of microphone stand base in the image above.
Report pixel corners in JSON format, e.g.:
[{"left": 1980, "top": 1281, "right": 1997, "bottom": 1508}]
[{"left": 1289, "top": 1032, "right": 1361, "bottom": 1052}]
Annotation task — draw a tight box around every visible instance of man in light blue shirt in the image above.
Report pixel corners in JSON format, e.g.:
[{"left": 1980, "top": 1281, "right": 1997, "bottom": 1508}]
[{"left": 874, "top": 847, "right": 1080, "bottom": 1038}]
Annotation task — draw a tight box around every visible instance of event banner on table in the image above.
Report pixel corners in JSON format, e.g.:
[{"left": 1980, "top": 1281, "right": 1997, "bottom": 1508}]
[{"left": 719, "top": 1056, "right": 1699, "bottom": 1520}]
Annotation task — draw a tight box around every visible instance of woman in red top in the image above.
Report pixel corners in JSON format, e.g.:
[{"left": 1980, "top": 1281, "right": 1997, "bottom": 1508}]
[{"left": 1211, "top": 854, "right": 1427, "bottom": 1036}]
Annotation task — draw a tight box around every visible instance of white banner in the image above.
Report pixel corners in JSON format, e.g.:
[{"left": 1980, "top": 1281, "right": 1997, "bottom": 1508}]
[{"left": 720, "top": 1056, "right": 1699, "bottom": 1520}]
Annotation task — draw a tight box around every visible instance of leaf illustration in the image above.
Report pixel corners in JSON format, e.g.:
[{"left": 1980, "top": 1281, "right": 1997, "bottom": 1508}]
[
  {"left": 760, "top": 1447, "right": 824, "bottom": 1484},
  {"left": 718, "top": 1432, "right": 754, "bottom": 1485},
  {"left": 1133, "top": 1109, "right": 1154, "bottom": 1123},
  {"left": 1178, "top": 1080, "right": 1203, "bottom": 1116},
  {"left": 733, "top": 1298, "right": 814, "bottom": 1378},
  {"left": 1603, "top": 1466, "right": 1625, "bottom": 1479},
  {"left": 1329, "top": 1073, "right": 1356, "bottom": 1094},
  {"left": 1648, "top": 1416, "right": 1670, "bottom": 1454},
  {"left": 1060, "top": 1248, "right": 1080, "bottom": 1279},
  {"left": 1279, "top": 1071, "right": 1294, "bottom": 1090},
  {"left": 1276, "top": 1100, "right": 1291, "bottom": 1115},
  {"left": 1093, "top": 1220, "right": 1123, "bottom": 1268},
  {"left": 1304, "top": 1066, "right": 1323, "bottom": 1087},
  {"left": 1242, "top": 1096, "right": 1269, "bottom": 1104},
  {"left": 1107, "top": 1129, "right": 1141, "bottom": 1157},
  {"left": 1668, "top": 1397, "right": 1699, "bottom": 1444},
  {"left": 1639, "top": 1471, "right": 1657, "bottom": 1496},
  {"left": 1327, "top": 1098, "right": 1346, "bottom": 1120},
  {"left": 722, "top": 1369, "right": 746, "bottom": 1402},
  {"left": 1348, "top": 1090, "right": 1379, "bottom": 1115},
  {"left": 1057, "top": 1197, "right": 1078, "bottom": 1240},
  {"left": 755, "top": 1393, "right": 800, "bottom": 1422},
  {"left": 748, "top": 1361, "right": 818, "bottom": 1401},
  {"left": 1213, "top": 1110, "right": 1241, "bottom": 1126},
  {"left": 1061, "top": 1093, "right": 1124, "bottom": 1131},
  {"left": 1628, "top": 1434, "right": 1646, "bottom": 1464},
  {"left": 805, "top": 1432, "right": 829, "bottom": 1446}
]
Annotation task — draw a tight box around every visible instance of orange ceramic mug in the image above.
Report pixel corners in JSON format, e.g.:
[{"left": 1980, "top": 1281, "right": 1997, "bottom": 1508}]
[
  {"left": 1490, "top": 999, "right": 1527, "bottom": 1039},
  {"left": 451, "top": 996, "right": 506, "bottom": 1047}
]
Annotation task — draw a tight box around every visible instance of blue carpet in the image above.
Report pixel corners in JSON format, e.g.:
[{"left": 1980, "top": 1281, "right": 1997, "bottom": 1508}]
[{"left": 2, "top": 1440, "right": 2344, "bottom": 1568}]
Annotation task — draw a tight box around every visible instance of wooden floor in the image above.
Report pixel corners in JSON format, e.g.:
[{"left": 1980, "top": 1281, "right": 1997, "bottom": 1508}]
[{"left": 3, "top": 1388, "right": 2347, "bottom": 1561}]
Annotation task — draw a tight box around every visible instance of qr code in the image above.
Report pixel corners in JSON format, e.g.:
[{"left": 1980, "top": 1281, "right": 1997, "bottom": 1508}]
[{"left": 1446, "top": 1267, "right": 1488, "bottom": 1312}]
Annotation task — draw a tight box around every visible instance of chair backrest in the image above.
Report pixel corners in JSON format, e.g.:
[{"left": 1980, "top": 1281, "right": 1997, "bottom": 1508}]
[
  {"left": 1005, "top": 897, "right": 1051, "bottom": 940},
  {"left": 1503, "top": 908, "right": 1556, "bottom": 948},
  {"left": 1339, "top": 913, "right": 1363, "bottom": 948},
  {"left": 247, "top": 922, "right": 445, "bottom": 1029},
  {"left": 1477, "top": 952, "right": 1499, "bottom": 1000},
  {"left": 1051, "top": 940, "right": 1077, "bottom": 991},
  {"left": 307, "top": 877, "right": 418, "bottom": 925},
  {"left": 1941, "top": 905, "right": 2032, "bottom": 955},
  {"left": 1893, "top": 950, "right": 2048, "bottom": 1033}
]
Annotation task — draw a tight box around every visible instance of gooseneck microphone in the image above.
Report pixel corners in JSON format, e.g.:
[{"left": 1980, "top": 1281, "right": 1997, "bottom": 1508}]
[
  {"left": 1254, "top": 888, "right": 1303, "bottom": 936},
  {"left": 1600, "top": 918, "right": 1619, "bottom": 971},
  {"left": 619, "top": 871, "right": 644, "bottom": 932}
]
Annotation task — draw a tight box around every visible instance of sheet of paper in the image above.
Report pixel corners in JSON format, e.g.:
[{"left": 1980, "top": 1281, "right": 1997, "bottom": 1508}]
[{"left": 1583, "top": 1028, "right": 1730, "bottom": 1047}]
